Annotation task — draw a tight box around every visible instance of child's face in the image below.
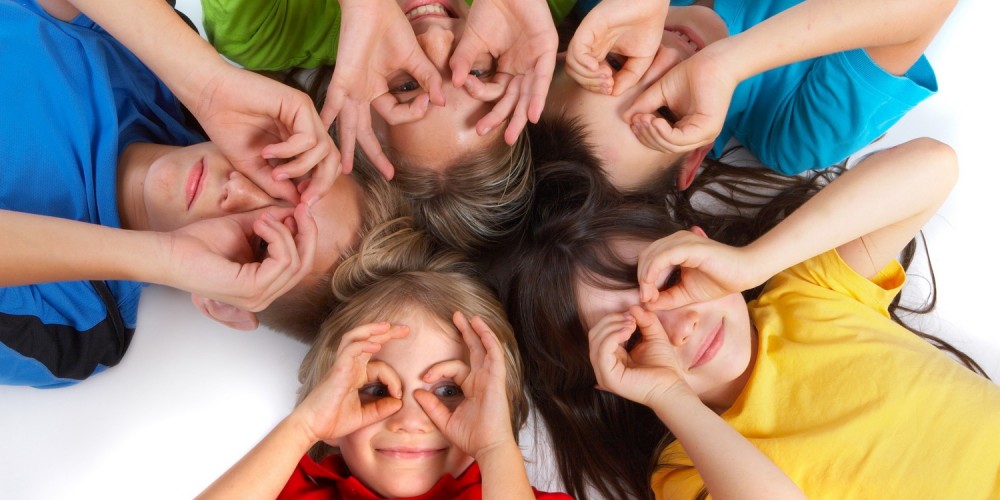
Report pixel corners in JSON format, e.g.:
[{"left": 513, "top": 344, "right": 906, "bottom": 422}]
[
  {"left": 575, "top": 239, "right": 753, "bottom": 409},
  {"left": 334, "top": 309, "right": 475, "bottom": 497},
  {"left": 544, "top": 6, "right": 728, "bottom": 190},
  {"left": 141, "top": 141, "right": 364, "bottom": 282},
  {"left": 372, "top": 0, "right": 505, "bottom": 172}
]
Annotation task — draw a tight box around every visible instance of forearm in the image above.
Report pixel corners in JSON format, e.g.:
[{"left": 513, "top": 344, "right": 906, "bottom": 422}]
[
  {"left": 650, "top": 391, "right": 805, "bottom": 500},
  {"left": 477, "top": 440, "right": 537, "bottom": 500},
  {"left": 711, "top": 0, "right": 955, "bottom": 81},
  {"left": 197, "top": 415, "right": 317, "bottom": 500},
  {"left": 744, "top": 138, "right": 957, "bottom": 279},
  {"left": 0, "top": 211, "right": 162, "bottom": 286},
  {"left": 60, "top": 0, "right": 230, "bottom": 103}
]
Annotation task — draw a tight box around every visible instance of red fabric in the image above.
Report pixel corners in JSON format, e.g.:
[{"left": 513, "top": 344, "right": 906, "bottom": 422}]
[{"left": 278, "top": 454, "right": 572, "bottom": 499}]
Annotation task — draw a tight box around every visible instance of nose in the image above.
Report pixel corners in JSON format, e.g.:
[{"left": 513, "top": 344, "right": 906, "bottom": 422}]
[
  {"left": 386, "top": 393, "right": 434, "bottom": 433},
  {"left": 659, "top": 309, "right": 697, "bottom": 347},
  {"left": 220, "top": 171, "right": 278, "bottom": 213},
  {"left": 415, "top": 26, "right": 456, "bottom": 73}
]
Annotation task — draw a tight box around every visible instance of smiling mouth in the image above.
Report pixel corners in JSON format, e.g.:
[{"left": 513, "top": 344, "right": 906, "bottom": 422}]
[
  {"left": 185, "top": 158, "right": 205, "bottom": 210},
  {"left": 377, "top": 448, "right": 446, "bottom": 460},
  {"left": 663, "top": 26, "right": 703, "bottom": 54},
  {"left": 405, "top": 2, "right": 456, "bottom": 21},
  {"left": 689, "top": 321, "right": 724, "bottom": 370}
]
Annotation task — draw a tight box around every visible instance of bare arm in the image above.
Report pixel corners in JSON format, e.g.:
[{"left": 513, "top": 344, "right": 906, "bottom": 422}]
[{"left": 640, "top": 138, "right": 958, "bottom": 308}]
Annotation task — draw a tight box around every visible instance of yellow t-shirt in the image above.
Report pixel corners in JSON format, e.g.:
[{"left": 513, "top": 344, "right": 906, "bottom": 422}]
[{"left": 651, "top": 250, "right": 1000, "bottom": 499}]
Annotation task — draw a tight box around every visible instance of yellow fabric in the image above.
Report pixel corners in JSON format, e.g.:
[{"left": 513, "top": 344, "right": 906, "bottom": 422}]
[{"left": 652, "top": 250, "right": 1000, "bottom": 499}]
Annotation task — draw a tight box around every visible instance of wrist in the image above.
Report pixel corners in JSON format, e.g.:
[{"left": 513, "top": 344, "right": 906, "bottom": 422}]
[{"left": 473, "top": 438, "right": 521, "bottom": 465}]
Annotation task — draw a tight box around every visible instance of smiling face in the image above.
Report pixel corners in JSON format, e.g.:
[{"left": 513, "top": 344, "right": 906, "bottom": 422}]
[
  {"left": 335, "top": 308, "right": 475, "bottom": 497},
  {"left": 575, "top": 239, "right": 753, "bottom": 410},
  {"left": 373, "top": 0, "right": 506, "bottom": 172},
  {"left": 545, "top": 6, "right": 728, "bottom": 190},
  {"left": 124, "top": 141, "right": 364, "bottom": 282}
]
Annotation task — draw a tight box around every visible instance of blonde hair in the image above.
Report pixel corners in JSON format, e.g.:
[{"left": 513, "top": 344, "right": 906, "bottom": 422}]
[
  {"left": 390, "top": 130, "right": 534, "bottom": 255},
  {"left": 299, "top": 216, "right": 528, "bottom": 459},
  {"left": 257, "top": 154, "right": 404, "bottom": 342}
]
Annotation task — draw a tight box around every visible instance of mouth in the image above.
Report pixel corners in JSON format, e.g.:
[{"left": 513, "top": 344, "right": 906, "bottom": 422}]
[
  {"left": 185, "top": 158, "right": 206, "bottom": 210},
  {"left": 403, "top": 1, "right": 457, "bottom": 21},
  {"left": 663, "top": 25, "right": 704, "bottom": 55},
  {"left": 377, "top": 447, "right": 446, "bottom": 460},
  {"left": 689, "top": 320, "right": 724, "bottom": 370}
]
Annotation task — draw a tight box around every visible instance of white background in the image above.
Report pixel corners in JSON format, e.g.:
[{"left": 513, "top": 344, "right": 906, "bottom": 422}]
[{"left": 1, "top": 0, "right": 997, "bottom": 498}]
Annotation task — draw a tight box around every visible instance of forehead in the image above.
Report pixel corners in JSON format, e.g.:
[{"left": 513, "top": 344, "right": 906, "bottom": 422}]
[{"left": 372, "top": 309, "right": 467, "bottom": 370}]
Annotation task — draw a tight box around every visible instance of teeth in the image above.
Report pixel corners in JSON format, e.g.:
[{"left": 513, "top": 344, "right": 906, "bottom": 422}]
[
  {"left": 406, "top": 4, "right": 448, "bottom": 19},
  {"left": 671, "top": 30, "right": 698, "bottom": 51}
]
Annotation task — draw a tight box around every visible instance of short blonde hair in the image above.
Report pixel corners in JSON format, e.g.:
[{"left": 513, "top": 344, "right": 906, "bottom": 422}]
[
  {"left": 390, "top": 130, "right": 533, "bottom": 255},
  {"left": 299, "top": 217, "right": 528, "bottom": 459}
]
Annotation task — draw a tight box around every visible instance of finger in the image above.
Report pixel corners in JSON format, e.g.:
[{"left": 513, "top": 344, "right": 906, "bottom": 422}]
[
  {"left": 423, "top": 359, "right": 471, "bottom": 387},
  {"left": 361, "top": 397, "right": 404, "bottom": 425},
  {"left": 371, "top": 92, "right": 431, "bottom": 125},
  {"left": 367, "top": 359, "right": 404, "bottom": 399},
  {"left": 475, "top": 75, "right": 520, "bottom": 136},
  {"left": 629, "top": 306, "right": 669, "bottom": 343},
  {"left": 623, "top": 82, "right": 669, "bottom": 122},
  {"left": 503, "top": 76, "right": 533, "bottom": 145},
  {"left": 463, "top": 75, "right": 508, "bottom": 102},
  {"left": 526, "top": 53, "right": 556, "bottom": 123},
  {"left": 353, "top": 107, "right": 396, "bottom": 180},
  {"left": 452, "top": 311, "right": 486, "bottom": 368},
  {"left": 337, "top": 322, "right": 394, "bottom": 356},
  {"left": 564, "top": 57, "right": 612, "bottom": 95},
  {"left": 336, "top": 101, "right": 361, "bottom": 178},
  {"left": 449, "top": 36, "right": 485, "bottom": 88},
  {"left": 414, "top": 389, "right": 452, "bottom": 431},
  {"left": 408, "top": 58, "right": 446, "bottom": 107},
  {"left": 469, "top": 315, "right": 504, "bottom": 368},
  {"left": 320, "top": 82, "right": 348, "bottom": 128},
  {"left": 612, "top": 56, "right": 654, "bottom": 96}
]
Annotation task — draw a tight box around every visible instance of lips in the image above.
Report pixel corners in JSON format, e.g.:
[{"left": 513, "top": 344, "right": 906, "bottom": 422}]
[
  {"left": 663, "top": 25, "right": 705, "bottom": 55},
  {"left": 377, "top": 447, "right": 445, "bottom": 460},
  {"left": 401, "top": 1, "right": 455, "bottom": 21},
  {"left": 689, "top": 321, "right": 724, "bottom": 370},
  {"left": 185, "top": 158, "right": 205, "bottom": 210}
]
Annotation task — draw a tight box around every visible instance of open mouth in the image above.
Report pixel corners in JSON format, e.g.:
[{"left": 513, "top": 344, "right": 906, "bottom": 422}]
[
  {"left": 663, "top": 25, "right": 705, "bottom": 54},
  {"left": 404, "top": 2, "right": 457, "bottom": 21}
]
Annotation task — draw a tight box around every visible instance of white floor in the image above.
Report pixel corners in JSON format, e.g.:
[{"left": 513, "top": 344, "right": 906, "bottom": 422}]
[{"left": 1, "top": 1, "right": 997, "bottom": 498}]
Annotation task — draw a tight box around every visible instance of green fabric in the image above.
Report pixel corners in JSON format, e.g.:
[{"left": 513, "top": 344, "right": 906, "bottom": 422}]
[{"left": 203, "top": 0, "right": 575, "bottom": 71}]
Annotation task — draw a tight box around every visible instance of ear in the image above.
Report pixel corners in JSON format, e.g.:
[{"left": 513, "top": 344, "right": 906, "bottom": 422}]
[
  {"left": 677, "top": 145, "right": 713, "bottom": 190},
  {"left": 191, "top": 294, "right": 259, "bottom": 331},
  {"left": 689, "top": 225, "right": 708, "bottom": 238}
]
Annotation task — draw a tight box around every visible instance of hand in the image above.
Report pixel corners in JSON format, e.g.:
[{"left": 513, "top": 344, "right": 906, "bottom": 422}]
[
  {"left": 322, "top": 0, "right": 446, "bottom": 179},
  {"left": 295, "top": 323, "right": 411, "bottom": 443},
  {"left": 450, "top": 0, "right": 558, "bottom": 144},
  {"left": 637, "top": 228, "right": 762, "bottom": 310},
  {"left": 565, "top": 0, "right": 670, "bottom": 96},
  {"left": 190, "top": 65, "right": 339, "bottom": 207},
  {"left": 589, "top": 306, "right": 692, "bottom": 407},
  {"left": 415, "top": 312, "right": 515, "bottom": 459},
  {"left": 162, "top": 204, "right": 316, "bottom": 312},
  {"left": 624, "top": 48, "right": 737, "bottom": 155}
]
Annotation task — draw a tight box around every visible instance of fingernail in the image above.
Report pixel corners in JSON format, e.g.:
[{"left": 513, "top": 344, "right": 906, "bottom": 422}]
[
  {"left": 275, "top": 172, "right": 289, "bottom": 181},
  {"left": 306, "top": 195, "right": 319, "bottom": 207}
]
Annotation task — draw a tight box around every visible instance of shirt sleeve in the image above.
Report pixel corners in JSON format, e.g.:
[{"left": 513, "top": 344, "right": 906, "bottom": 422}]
[{"left": 202, "top": 0, "right": 342, "bottom": 70}]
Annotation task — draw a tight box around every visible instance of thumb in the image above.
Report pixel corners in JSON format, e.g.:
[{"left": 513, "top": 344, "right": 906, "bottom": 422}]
[
  {"left": 414, "top": 389, "right": 452, "bottom": 431},
  {"left": 612, "top": 56, "right": 653, "bottom": 96}
]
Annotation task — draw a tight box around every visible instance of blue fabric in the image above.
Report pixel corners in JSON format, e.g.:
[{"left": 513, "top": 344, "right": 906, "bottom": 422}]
[
  {"left": 579, "top": 0, "right": 936, "bottom": 174},
  {"left": 0, "top": 0, "right": 203, "bottom": 387}
]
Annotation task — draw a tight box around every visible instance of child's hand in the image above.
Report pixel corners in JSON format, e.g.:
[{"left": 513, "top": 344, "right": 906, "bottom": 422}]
[
  {"left": 624, "top": 48, "right": 737, "bottom": 155},
  {"left": 450, "top": 0, "right": 558, "bottom": 144},
  {"left": 638, "top": 228, "right": 761, "bottom": 311},
  {"left": 165, "top": 204, "right": 316, "bottom": 314},
  {"left": 589, "top": 306, "right": 693, "bottom": 407},
  {"left": 565, "top": 0, "right": 670, "bottom": 96},
  {"left": 191, "top": 64, "right": 338, "bottom": 207},
  {"left": 294, "top": 322, "right": 411, "bottom": 444},
  {"left": 323, "top": 0, "right": 446, "bottom": 179},
  {"left": 415, "top": 312, "right": 516, "bottom": 460}
]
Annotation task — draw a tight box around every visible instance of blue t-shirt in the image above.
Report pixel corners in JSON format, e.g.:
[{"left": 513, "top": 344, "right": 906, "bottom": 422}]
[
  {"left": 579, "top": 0, "right": 936, "bottom": 174},
  {"left": 0, "top": 0, "right": 203, "bottom": 387}
]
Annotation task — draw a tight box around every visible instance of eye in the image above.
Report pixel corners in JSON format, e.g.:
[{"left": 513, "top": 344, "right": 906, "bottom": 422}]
[
  {"left": 656, "top": 106, "right": 679, "bottom": 125},
  {"left": 624, "top": 328, "right": 642, "bottom": 353},
  {"left": 390, "top": 79, "right": 421, "bottom": 94},
  {"left": 605, "top": 53, "right": 624, "bottom": 72},
  {"left": 664, "top": 267, "right": 682, "bottom": 289},
  {"left": 250, "top": 235, "right": 268, "bottom": 262},
  {"left": 433, "top": 382, "right": 463, "bottom": 400},
  {"left": 359, "top": 382, "right": 391, "bottom": 403},
  {"left": 469, "top": 67, "right": 494, "bottom": 79}
]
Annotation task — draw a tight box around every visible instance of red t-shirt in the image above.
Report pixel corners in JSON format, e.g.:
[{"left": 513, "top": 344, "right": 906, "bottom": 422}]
[{"left": 278, "top": 454, "right": 573, "bottom": 499}]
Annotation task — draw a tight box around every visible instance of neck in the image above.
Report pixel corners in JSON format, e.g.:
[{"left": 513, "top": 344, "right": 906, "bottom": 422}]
[{"left": 117, "top": 142, "right": 163, "bottom": 231}]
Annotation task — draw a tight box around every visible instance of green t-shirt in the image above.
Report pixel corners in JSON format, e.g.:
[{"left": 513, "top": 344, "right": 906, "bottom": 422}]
[{"left": 203, "top": 0, "right": 576, "bottom": 70}]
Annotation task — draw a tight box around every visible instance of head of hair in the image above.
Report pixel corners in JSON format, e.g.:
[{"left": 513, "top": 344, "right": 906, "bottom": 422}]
[
  {"left": 256, "top": 153, "right": 404, "bottom": 343},
  {"left": 298, "top": 216, "right": 528, "bottom": 460}
]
